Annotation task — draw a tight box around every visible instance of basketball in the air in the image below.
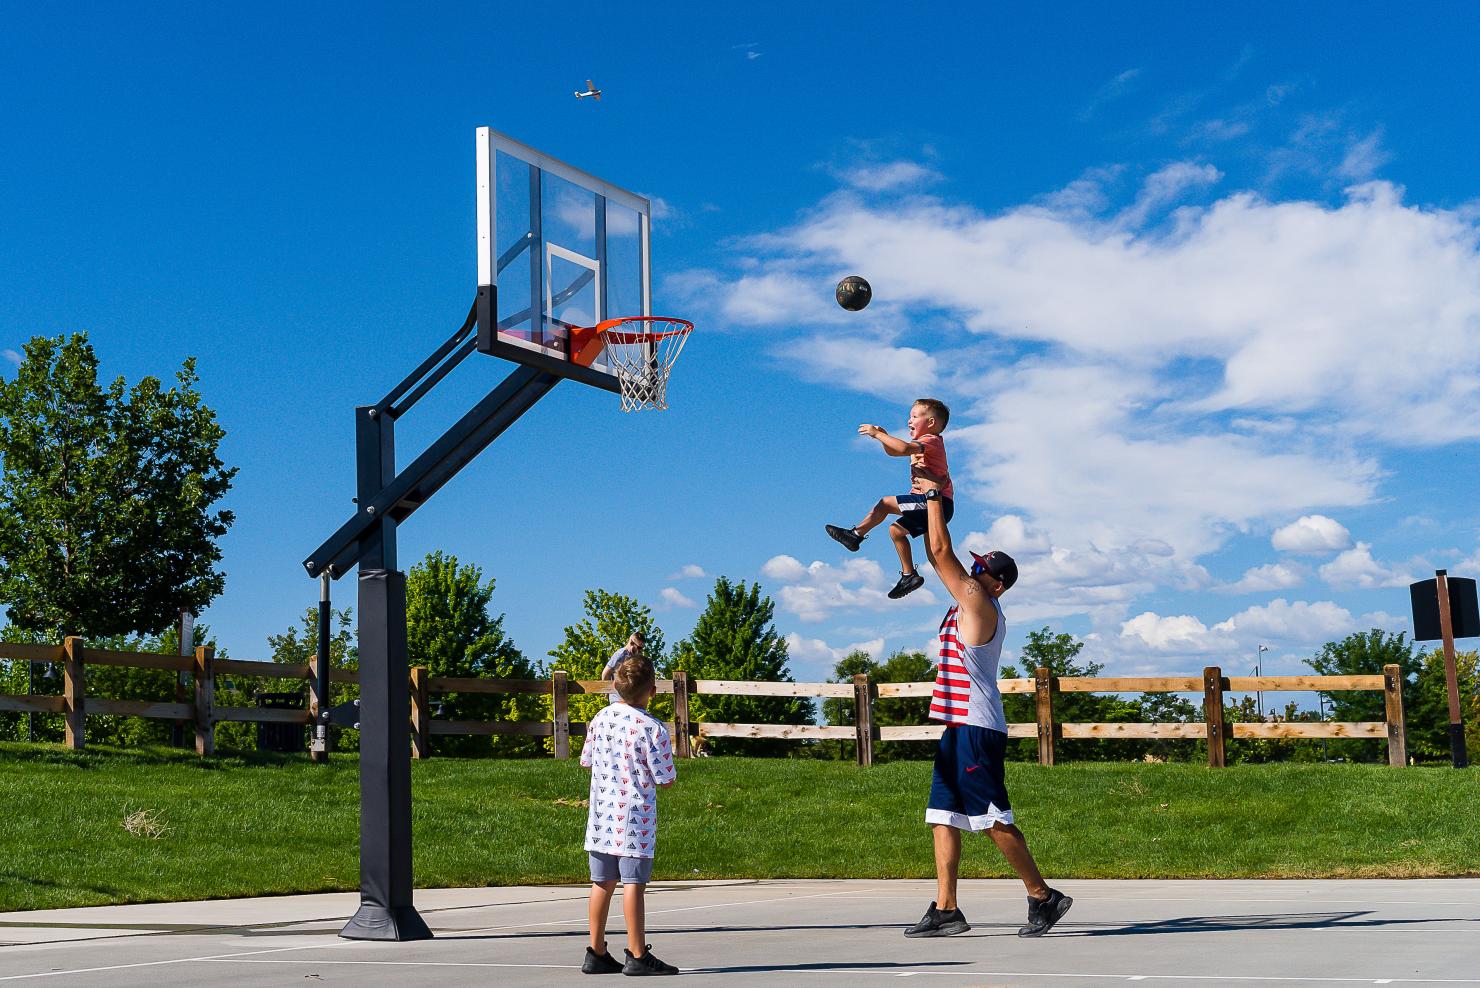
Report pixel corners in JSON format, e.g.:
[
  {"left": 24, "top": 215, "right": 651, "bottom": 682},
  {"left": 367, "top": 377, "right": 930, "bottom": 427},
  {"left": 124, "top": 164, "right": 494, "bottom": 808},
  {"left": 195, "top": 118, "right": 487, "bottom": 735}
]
[{"left": 835, "top": 275, "right": 872, "bottom": 311}]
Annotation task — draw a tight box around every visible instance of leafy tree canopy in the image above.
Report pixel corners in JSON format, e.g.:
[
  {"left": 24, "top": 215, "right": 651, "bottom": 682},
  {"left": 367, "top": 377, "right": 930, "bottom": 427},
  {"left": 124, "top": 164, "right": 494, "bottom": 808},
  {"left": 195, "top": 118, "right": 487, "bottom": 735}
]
[{"left": 0, "top": 333, "right": 235, "bottom": 638}]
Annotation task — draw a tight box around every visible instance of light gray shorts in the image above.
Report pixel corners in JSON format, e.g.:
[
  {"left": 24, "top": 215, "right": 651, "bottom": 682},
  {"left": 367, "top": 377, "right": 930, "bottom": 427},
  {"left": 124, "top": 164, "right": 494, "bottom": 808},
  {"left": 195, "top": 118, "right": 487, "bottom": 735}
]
[{"left": 588, "top": 851, "right": 654, "bottom": 884}]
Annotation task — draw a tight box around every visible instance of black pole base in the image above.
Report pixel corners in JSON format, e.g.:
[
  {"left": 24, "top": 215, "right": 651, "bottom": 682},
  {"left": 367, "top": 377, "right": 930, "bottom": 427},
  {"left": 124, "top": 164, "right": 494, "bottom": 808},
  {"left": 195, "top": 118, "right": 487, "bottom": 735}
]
[
  {"left": 1450, "top": 724, "right": 1470, "bottom": 769},
  {"left": 339, "top": 902, "right": 433, "bottom": 941}
]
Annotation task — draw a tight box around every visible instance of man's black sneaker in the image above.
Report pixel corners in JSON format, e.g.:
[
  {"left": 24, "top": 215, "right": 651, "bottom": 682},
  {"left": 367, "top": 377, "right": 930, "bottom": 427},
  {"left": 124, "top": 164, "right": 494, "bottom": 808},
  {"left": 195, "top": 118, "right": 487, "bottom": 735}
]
[
  {"left": 1018, "top": 888, "right": 1073, "bottom": 937},
  {"left": 888, "top": 571, "right": 925, "bottom": 599},
  {"left": 825, "top": 524, "right": 864, "bottom": 552},
  {"left": 903, "top": 901, "right": 970, "bottom": 938},
  {"left": 582, "top": 946, "right": 625, "bottom": 974},
  {"left": 623, "top": 947, "right": 679, "bottom": 976}
]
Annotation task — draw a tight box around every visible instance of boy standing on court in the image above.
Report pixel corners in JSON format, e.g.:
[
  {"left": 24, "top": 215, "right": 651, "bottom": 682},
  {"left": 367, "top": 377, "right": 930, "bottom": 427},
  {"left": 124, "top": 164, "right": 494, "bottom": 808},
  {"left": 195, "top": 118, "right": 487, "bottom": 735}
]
[
  {"left": 580, "top": 657, "right": 679, "bottom": 976},
  {"left": 826, "top": 398, "right": 953, "bottom": 599},
  {"left": 903, "top": 473, "right": 1072, "bottom": 939}
]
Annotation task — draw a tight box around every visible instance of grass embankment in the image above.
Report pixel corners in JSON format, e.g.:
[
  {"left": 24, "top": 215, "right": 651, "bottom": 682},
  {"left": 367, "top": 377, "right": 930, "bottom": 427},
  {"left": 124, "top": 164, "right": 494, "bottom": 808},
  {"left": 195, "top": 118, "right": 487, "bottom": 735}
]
[{"left": 3, "top": 742, "right": 1476, "bottom": 911}]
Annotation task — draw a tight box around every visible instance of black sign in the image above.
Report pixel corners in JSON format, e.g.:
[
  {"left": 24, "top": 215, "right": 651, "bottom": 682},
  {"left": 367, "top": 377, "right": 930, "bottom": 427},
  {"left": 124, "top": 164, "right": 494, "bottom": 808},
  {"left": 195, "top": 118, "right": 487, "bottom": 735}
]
[{"left": 1410, "top": 576, "right": 1480, "bottom": 641}]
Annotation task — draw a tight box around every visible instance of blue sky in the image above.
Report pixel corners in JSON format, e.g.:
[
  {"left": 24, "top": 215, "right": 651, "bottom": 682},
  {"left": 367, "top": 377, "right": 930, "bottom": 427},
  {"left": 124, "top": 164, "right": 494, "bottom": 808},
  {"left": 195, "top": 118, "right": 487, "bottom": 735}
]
[{"left": 3, "top": 2, "right": 1478, "bottom": 691}]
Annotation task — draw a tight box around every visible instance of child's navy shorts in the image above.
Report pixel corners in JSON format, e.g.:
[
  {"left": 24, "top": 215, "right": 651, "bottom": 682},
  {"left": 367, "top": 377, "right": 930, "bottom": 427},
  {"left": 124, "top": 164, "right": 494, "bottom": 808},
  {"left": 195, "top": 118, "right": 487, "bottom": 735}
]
[
  {"left": 925, "top": 723, "right": 1015, "bottom": 832},
  {"left": 894, "top": 494, "right": 954, "bottom": 538}
]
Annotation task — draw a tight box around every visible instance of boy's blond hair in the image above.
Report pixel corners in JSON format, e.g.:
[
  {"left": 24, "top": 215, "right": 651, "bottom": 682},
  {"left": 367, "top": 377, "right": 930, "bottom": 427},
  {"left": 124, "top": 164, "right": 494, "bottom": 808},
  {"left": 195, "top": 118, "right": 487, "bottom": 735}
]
[
  {"left": 914, "top": 398, "right": 950, "bottom": 430},
  {"left": 614, "top": 657, "right": 656, "bottom": 704}
]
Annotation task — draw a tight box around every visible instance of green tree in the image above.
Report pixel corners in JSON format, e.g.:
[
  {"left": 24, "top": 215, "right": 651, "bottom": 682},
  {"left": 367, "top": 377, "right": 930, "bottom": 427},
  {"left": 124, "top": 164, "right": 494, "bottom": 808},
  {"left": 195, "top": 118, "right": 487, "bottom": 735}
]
[
  {"left": 1003, "top": 627, "right": 1143, "bottom": 761},
  {"left": 669, "top": 578, "right": 813, "bottom": 756},
  {"left": 1407, "top": 648, "right": 1479, "bottom": 763},
  {"left": 406, "top": 551, "right": 540, "bottom": 756},
  {"left": 1306, "top": 629, "right": 1417, "bottom": 762},
  {"left": 544, "top": 589, "right": 668, "bottom": 753},
  {"left": 0, "top": 334, "right": 235, "bottom": 639},
  {"left": 822, "top": 648, "right": 936, "bottom": 761},
  {"left": 265, "top": 604, "right": 358, "bottom": 753}
]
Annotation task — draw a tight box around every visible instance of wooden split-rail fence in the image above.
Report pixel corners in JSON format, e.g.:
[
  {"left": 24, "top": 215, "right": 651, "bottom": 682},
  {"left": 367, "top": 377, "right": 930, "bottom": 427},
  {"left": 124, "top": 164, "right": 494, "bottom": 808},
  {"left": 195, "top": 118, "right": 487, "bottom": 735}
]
[{"left": 0, "top": 640, "right": 1407, "bottom": 767}]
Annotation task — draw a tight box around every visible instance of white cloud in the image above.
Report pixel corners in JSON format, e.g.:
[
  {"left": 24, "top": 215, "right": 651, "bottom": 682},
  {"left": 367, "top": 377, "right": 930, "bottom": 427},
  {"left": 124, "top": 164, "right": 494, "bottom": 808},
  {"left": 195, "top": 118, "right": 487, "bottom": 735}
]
[
  {"left": 761, "top": 554, "right": 936, "bottom": 622},
  {"left": 1272, "top": 515, "right": 1353, "bottom": 554},
  {"left": 1318, "top": 542, "right": 1415, "bottom": 589},
  {"left": 1120, "top": 612, "right": 1230, "bottom": 652},
  {"left": 1336, "top": 128, "right": 1392, "bottom": 182},
  {"left": 784, "top": 632, "right": 884, "bottom": 666},
  {"left": 1212, "top": 598, "right": 1354, "bottom": 640},
  {"left": 837, "top": 161, "right": 942, "bottom": 193},
  {"left": 1, "top": 350, "right": 20, "bottom": 367},
  {"left": 658, "top": 587, "right": 696, "bottom": 610},
  {"left": 1219, "top": 562, "right": 1306, "bottom": 593},
  {"left": 1116, "top": 161, "right": 1222, "bottom": 229},
  {"left": 776, "top": 336, "right": 937, "bottom": 397},
  {"left": 669, "top": 564, "right": 707, "bottom": 580}
]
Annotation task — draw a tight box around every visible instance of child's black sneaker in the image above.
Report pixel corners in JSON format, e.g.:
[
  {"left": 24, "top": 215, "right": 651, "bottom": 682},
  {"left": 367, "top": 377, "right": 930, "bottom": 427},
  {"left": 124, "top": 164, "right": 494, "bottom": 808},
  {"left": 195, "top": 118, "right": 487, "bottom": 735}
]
[
  {"left": 888, "top": 571, "right": 925, "bottom": 599},
  {"left": 903, "top": 901, "right": 970, "bottom": 938},
  {"left": 825, "top": 524, "right": 864, "bottom": 552},
  {"left": 622, "top": 946, "right": 679, "bottom": 976},
  {"left": 1018, "top": 888, "right": 1073, "bottom": 937},
  {"left": 582, "top": 945, "right": 625, "bottom": 974}
]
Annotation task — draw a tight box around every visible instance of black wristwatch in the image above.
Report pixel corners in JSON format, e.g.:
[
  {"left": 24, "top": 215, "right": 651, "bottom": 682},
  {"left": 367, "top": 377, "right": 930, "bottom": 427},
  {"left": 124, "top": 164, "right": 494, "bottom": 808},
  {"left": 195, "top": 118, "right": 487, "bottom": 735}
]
[{"left": 924, "top": 488, "right": 940, "bottom": 501}]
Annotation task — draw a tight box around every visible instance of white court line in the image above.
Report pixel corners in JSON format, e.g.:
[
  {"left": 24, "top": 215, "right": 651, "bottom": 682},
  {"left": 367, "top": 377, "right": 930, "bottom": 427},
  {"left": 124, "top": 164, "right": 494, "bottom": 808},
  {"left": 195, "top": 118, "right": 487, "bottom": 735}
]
[
  {"left": 835, "top": 894, "right": 1480, "bottom": 908},
  {"left": 449, "top": 888, "right": 870, "bottom": 937},
  {"left": 189, "top": 959, "right": 1480, "bottom": 984},
  {"left": 0, "top": 937, "right": 356, "bottom": 981}
]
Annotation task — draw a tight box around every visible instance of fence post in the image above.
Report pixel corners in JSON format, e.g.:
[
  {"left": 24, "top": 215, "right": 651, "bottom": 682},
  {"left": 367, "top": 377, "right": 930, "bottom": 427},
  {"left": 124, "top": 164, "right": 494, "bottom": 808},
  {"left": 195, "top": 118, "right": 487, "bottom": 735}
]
[
  {"left": 671, "top": 670, "right": 692, "bottom": 758},
  {"left": 1034, "top": 666, "right": 1055, "bottom": 766},
  {"left": 1383, "top": 663, "right": 1407, "bottom": 768},
  {"left": 552, "top": 670, "right": 570, "bottom": 759},
  {"left": 1203, "top": 665, "right": 1226, "bottom": 768},
  {"left": 63, "top": 636, "right": 85, "bottom": 750},
  {"left": 194, "top": 645, "right": 215, "bottom": 757},
  {"left": 853, "top": 673, "right": 874, "bottom": 767},
  {"left": 410, "top": 666, "right": 430, "bottom": 760}
]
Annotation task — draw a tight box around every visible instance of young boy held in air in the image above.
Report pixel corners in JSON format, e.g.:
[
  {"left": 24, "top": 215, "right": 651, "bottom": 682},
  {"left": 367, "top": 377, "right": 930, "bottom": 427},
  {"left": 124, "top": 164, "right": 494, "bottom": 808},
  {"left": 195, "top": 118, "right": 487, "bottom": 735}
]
[
  {"left": 826, "top": 397, "right": 953, "bottom": 599},
  {"left": 580, "top": 657, "right": 679, "bottom": 976}
]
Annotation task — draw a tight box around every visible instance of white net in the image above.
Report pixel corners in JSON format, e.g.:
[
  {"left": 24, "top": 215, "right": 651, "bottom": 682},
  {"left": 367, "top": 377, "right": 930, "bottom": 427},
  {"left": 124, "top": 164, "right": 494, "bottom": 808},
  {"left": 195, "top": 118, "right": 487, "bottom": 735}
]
[{"left": 598, "top": 318, "right": 693, "bottom": 412}]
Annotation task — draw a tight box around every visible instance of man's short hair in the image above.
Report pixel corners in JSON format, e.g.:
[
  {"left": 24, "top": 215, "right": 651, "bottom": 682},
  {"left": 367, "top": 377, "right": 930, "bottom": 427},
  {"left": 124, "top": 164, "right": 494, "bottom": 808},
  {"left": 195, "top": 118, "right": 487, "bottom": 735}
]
[
  {"left": 629, "top": 631, "right": 647, "bottom": 645},
  {"left": 614, "top": 657, "right": 656, "bottom": 704},
  {"left": 914, "top": 398, "right": 950, "bottom": 430}
]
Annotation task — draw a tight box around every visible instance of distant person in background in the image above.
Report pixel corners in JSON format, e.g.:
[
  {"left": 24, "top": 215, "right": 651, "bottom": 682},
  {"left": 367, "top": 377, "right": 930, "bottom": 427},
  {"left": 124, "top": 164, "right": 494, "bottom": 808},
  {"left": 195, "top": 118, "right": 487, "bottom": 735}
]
[{"left": 601, "top": 632, "right": 647, "bottom": 700}]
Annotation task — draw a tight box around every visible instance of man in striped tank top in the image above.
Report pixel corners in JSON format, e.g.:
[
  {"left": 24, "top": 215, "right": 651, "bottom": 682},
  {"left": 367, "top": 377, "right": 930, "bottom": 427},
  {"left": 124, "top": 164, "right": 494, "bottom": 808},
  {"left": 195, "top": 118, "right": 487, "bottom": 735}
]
[{"left": 902, "top": 476, "right": 1074, "bottom": 940}]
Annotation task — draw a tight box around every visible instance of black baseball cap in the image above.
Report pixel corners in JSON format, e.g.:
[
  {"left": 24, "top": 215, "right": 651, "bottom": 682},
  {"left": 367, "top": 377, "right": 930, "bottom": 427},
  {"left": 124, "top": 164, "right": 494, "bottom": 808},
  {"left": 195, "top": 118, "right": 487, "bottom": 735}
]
[{"left": 968, "top": 550, "right": 1018, "bottom": 591}]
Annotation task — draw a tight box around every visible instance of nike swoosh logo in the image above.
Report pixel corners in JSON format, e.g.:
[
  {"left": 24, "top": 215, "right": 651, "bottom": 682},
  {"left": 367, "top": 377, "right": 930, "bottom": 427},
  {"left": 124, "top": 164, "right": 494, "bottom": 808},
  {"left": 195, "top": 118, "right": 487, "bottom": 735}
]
[{"left": 965, "top": 765, "right": 979, "bottom": 772}]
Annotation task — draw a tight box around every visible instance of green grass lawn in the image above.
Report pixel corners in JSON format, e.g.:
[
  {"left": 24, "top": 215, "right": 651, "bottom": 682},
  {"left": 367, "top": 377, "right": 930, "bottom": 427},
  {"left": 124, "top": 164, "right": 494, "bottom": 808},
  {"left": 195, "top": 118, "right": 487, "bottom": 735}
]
[{"left": 3, "top": 742, "right": 1477, "bottom": 912}]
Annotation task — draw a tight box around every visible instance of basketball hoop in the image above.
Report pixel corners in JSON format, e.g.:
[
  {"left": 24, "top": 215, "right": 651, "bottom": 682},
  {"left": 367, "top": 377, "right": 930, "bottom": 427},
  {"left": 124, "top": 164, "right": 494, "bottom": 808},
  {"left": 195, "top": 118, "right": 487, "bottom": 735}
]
[{"left": 574, "top": 316, "right": 693, "bottom": 412}]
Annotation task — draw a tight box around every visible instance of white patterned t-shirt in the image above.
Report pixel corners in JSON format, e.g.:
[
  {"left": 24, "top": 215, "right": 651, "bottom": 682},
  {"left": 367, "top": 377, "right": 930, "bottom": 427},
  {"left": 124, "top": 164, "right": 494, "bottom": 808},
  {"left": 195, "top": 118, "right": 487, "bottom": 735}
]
[{"left": 581, "top": 702, "right": 676, "bottom": 859}]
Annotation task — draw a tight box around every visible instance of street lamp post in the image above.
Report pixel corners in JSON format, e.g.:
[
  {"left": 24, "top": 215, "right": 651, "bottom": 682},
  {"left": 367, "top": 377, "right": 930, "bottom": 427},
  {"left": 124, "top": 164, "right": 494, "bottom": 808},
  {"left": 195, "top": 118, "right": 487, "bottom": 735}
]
[{"left": 1256, "top": 645, "right": 1270, "bottom": 720}]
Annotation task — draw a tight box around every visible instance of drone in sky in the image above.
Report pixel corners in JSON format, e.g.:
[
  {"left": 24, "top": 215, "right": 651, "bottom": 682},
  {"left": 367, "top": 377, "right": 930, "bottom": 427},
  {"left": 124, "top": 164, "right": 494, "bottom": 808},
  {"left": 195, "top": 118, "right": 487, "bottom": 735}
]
[{"left": 574, "top": 80, "right": 602, "bottom": 100}]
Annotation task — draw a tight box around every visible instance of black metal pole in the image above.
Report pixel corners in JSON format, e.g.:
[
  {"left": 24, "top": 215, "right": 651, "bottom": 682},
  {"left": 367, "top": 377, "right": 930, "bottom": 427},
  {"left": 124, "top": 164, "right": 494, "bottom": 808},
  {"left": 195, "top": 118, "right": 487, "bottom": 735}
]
[
  {"left": 312, "top": 573, "right": 332, "bottom": 763},
  {"left": 1435, "top": 571, "right": 1470, "bottom": 769},
  {"left": 339, "top": 405, "right": 429, "bottom": 941}
]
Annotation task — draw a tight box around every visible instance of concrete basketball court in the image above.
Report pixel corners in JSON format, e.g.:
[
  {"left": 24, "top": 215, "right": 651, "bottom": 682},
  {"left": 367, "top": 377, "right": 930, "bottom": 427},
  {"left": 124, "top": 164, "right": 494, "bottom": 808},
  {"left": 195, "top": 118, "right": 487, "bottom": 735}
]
[{"left": 2, "top": 879, "right": 1477, "bottom": 986}]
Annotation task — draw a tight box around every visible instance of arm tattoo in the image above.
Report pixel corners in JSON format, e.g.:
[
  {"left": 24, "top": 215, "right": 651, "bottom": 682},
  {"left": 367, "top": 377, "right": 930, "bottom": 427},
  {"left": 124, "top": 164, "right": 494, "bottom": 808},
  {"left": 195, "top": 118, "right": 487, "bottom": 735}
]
[{"left": 962, "top": 579, "right": 980, "bottom": 596}]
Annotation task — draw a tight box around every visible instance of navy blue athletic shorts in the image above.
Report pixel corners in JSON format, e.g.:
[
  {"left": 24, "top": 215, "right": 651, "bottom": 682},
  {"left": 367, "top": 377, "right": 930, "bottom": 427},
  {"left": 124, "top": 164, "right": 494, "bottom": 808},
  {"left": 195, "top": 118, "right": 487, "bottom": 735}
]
[
  {"left": 894, "top": 494, "right": 954, "bottom": 539},
  {"left": 925, "top": 723, "right": 1015, "bottom": 831}
]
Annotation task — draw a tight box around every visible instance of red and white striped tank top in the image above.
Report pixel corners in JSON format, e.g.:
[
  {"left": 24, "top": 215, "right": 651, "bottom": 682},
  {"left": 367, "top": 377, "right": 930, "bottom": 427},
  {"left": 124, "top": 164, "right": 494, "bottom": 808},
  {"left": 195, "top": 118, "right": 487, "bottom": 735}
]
[{"left": 928, "top": 601, "right": 1008, "bottom": 732}]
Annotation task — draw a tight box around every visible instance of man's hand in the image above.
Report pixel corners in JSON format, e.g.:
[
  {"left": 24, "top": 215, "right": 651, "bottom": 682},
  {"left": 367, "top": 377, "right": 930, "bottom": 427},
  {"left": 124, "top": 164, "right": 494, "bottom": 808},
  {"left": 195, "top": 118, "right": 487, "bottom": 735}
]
[
  {"left": 912, "top": 474, "right": 941, "bottom": 494},
  {"left": 858, "top": 423, "right": 884, "bottom": 438}
]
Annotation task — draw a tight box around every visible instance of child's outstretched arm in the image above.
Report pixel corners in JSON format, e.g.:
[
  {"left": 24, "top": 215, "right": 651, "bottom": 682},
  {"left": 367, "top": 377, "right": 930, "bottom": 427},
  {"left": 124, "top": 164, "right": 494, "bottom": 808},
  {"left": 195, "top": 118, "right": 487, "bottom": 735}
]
[{"left": 858, "top": 423, "right": 924, "bottom": 457}]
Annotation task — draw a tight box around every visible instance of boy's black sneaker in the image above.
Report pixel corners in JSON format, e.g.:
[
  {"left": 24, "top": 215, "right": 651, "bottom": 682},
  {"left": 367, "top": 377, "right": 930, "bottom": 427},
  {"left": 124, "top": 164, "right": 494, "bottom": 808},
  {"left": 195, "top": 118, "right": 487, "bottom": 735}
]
[
  {"left": 583, "top": 946, "right": 625, "bottom": 974},
  {"left": 888, "top": 571, "right": 925, "bottom": 599},
  {"left": 903, "top": 901, "right": 970, "bottom": 938},
  {"left": 623, "top": 947, "right": 679, "bottom": 976},
  {"left": 1018, "top": 888, "right": 1073, "bottom": 937},
  {"left": 825, "top": 524, "right": 864, "bottom": 552}
]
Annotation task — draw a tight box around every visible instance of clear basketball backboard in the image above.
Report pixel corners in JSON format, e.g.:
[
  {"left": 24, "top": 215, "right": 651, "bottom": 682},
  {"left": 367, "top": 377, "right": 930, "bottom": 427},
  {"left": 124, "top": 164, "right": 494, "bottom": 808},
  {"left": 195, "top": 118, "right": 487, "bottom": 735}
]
[{"left": 475, "top": 126, "right": 650, "bottom": 388}]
